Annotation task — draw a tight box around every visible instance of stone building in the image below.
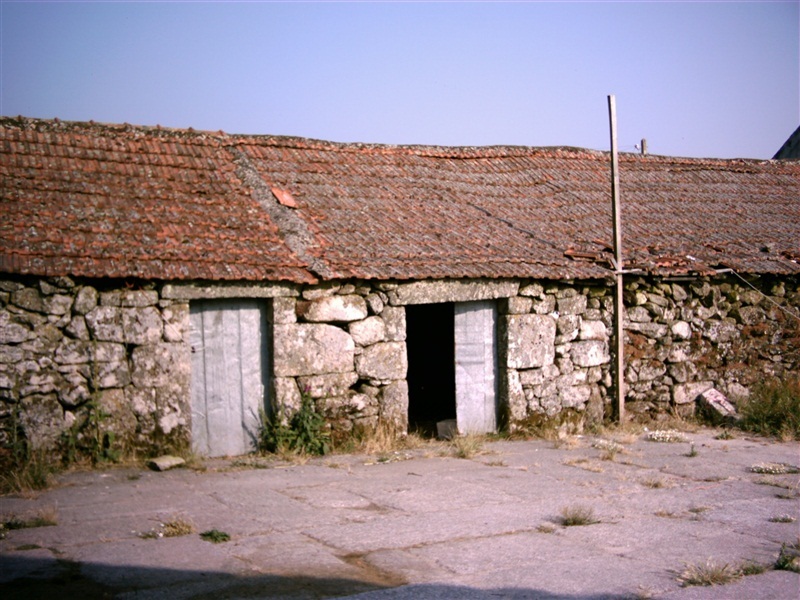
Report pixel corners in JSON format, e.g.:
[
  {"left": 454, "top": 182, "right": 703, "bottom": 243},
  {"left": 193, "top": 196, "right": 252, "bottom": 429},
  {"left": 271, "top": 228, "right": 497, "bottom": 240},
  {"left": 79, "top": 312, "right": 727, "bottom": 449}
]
[{"left": 1, "top": 117, "right": 798, "bottom": 457}]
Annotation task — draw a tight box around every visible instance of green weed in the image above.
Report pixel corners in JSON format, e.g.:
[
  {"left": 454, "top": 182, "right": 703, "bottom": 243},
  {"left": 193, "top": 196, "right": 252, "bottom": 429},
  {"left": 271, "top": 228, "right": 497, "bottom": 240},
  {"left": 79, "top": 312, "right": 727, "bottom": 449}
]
[
  {"left": 775, "top": 538, "right": 800, "bottom": 572},
  {"left": 200, "top": 529, "right": 231, "bottom": 543},
  {"left": 259, "top": 393, "right": 330, "bottom": 456},
  {"left": 738, "top": 376, "right": 800, "bottom": 440}
]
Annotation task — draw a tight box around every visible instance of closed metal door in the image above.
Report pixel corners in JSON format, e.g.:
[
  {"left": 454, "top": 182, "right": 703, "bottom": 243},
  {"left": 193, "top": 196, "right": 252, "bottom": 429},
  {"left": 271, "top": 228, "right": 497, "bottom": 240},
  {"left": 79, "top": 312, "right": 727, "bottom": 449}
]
[{"left": 190, "top": 300, "right": 269, "bottom": 457}]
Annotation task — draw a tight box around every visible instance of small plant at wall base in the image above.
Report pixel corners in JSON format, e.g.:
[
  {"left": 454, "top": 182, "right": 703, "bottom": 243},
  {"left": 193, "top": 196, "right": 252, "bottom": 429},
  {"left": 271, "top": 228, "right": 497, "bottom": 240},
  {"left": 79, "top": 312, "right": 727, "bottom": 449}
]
[
  {"left": 0, "top": 409, "right": 58, "bottom": 494},
  {"left": 259, "top": 393, "right": 330, "bottom": 456},
  {"left": 738, "top": 375, "right": 800, "bottom": 440},
  {"left": 60, "top": 400, "right": 122, "bottom": 466}
]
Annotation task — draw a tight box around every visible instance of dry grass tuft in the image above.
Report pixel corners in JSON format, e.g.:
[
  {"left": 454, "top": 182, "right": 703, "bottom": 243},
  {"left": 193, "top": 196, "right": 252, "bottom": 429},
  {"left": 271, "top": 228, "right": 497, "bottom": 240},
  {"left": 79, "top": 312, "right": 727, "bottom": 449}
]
[
  {"left": 2, "top": 506, "right": 58, "bottom": 530},
  {"left": 562, "top": 457, "right": 604, "bottom": 473},
  {"left": 140, "top": 515, "right": 195, "bottom": 539},
  {"left": 450, "top": 434, "right": 486, "bottom": 459},
  {"left": 560, "top": 505, "right": 599, "bottom": 527},
  {"left": 641, "top": 477, "right": 668, "bottom": 489},
  {"left": 677, "top": 559, "right": 741, "bottom": 587},
  {"left": 162, "top": 516, "right": 195, "bottom": 537}
]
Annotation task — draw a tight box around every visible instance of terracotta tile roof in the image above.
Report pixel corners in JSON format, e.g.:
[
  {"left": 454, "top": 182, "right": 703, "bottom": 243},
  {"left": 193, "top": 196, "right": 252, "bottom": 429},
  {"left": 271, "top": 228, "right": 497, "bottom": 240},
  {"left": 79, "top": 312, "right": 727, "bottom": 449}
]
[
  {"left": 0, "top": 118, "right": 315, "bottom": 283},
  {"left": 2, "top": 117, "right": 798, "bottom": 283}
]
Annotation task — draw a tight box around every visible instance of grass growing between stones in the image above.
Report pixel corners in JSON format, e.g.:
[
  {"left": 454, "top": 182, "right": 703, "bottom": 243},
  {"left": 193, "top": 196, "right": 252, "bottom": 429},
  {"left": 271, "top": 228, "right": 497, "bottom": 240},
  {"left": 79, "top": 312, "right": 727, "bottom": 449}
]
[
  {"left": 677, "top": 559, "right": 741, "bottom": 587},
  {"left": 449, "top": 434, "right": 486, "bottom": 459},
  {"left": 559, "top": 505, "right": 599, "bottom": 527},
  {"left": 1, "top": 506, "right": 59, "bottom": 532},
  {"left": 641, "top": 477, "right": 668, "bottom": 489}
]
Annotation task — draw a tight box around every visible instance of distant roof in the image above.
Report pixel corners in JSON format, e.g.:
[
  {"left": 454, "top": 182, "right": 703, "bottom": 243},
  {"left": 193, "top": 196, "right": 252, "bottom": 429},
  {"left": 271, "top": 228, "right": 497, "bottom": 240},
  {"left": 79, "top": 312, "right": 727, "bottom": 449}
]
[
  {"left": 773, "top": 125, "right": 800, "bottom": 160},
  {"left": 2, "top": 117, "right": 799, "bottom": 283}
]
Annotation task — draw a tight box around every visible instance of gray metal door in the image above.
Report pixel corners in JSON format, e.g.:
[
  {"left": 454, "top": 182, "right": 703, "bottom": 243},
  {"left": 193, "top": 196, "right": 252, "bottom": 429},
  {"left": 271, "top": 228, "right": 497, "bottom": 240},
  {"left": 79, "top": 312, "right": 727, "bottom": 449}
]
[
  {"left": 190, "top": 300, "right": 269, "bottom": 457},
  {"left": 454, "top": 301, "right": 498, "bottom": 434}
]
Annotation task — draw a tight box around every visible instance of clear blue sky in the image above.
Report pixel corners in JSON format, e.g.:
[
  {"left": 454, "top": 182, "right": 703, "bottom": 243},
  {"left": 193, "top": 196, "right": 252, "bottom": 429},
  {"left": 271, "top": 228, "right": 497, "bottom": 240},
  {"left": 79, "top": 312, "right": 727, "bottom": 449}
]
[{"left": 1, "top": 1, "right": 798, "bottom": 159}]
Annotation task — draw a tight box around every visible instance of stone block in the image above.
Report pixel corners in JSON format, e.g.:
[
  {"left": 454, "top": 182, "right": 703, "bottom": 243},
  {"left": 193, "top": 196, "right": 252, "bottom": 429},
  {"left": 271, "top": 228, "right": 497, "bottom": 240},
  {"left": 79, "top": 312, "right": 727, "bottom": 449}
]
[
  {"left": 19, "top": 393, "right": 68, "bottom": 449},
  {"left": 0, "top": 311, "right": 30, "bottom": 343},
  {"left": 297, "top": 372, "right": 359, "bottom": 398},
  {"left": 45, "top": 294, "right": 73, "bottom": 316},
  {"left": 131, "top": 343, "right": 189, "bottom": 389},
  {"left": 732, "top": 306, "right": 764, "bottom": 326},
  {"left": 518, "top": 283, "right": 544, "bottom": 298},
  {"left": 627, "top": 306, "right": 651, "bottom": 323},
  {"left": 162, "top": 304, "right": 188, "bottom": 342},
  {"left": 355, "top": 342, "right": 407, "bottom": 380},
  {"left": 531, "top": 296, "right": 556, "bottom": 315},
  {"left": 670, "top": 320, "right": 692, "bottom": 340},
  {"left": 121, "top": 307, "right": 163, "bottom": 345},
  {"left": 365, "top": 293, "right": 385, "bottom": 315},
  {"left": 272, "top": 377, "right": 302, "bottom": 419},
  {"left": 499, "top": 369, "right": 524, "bottom": 424},
  {"left": 380, "top": 380, "right": 409, "bottom": 428},
  {"left": 271, "top": 297, "right": 297, "bottom": 324},
  {"left": 388, "top": 279, "right": 519, "bottom": 305},
  {"left": 97, "top": 387, "right": 137, "bottom": 437},
  {"left": 570, "top": 340, "right": 609, "bottom": 367},
  {"left": 579, "top": 320, "right": 607, "bottom": 340},
  {"left": 301, "top": 283, "right": 341, "bottom": 300},
  {"left": 147, "top": 455, "right": 186, "bottom": 471},
  {"left": 73, "top": 286, "right": 99, "bottom": 315},
  {"left": 557, "top": 295, "right": 587, "bottom": 315},
  {"left": 85, "top": 306, "right": 125, "bottom": 342},
  {"left": 95, "top": 360, "right": 131, "bottom": 389},
  {"left": 349, "top": 316, "right": 386, "bottom": 346},
  {"left": 559, "top": 384, "right": 591, "bottom": 408},
  {"left": 298, "top": 295, "right": 368, "bottom": 322},
  {"left": 556, "top": 314, "right": 581, "bottom": 339},
  {"left": 702, "top": 318, "right": 738, "bottom": 344},
  {"left": 673, "top": 381, "right": 713, "bottom": 405},
  {"left": 11, "top": 288, "right": 46, "bottom": 313},
  {"left": 273, "top": 324, "right": 355, "bottom": 377},
  {"left": 381, "top": 306, "right": 406, "bottom": 341},
  {"left": 503, "top": 314, "right": 556, "bottom": 369},
  {"left": 120, "top": 290, "right": 159, "bottom": 307},
  {"left": 697, "top": 388, "right": 739, "bottom": 425},
  {"left": 501, "top": 296, "right": 533, "bottom": 314},
  {"left": 65, "top": 316, "right": 90, "bottom": 341}
]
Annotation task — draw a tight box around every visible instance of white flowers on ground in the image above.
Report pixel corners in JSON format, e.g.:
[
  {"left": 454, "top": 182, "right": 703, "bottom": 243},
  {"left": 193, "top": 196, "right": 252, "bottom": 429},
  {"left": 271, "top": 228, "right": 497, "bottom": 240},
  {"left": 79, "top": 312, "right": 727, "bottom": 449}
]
[{"left": 646, "top": 429, "right": 689, "bottom": 443}]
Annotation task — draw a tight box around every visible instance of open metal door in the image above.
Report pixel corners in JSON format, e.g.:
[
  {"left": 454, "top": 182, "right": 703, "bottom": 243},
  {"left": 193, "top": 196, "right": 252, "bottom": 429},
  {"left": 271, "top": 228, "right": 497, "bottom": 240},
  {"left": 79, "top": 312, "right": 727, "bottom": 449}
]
[
  {"left": 454, "top": 301, "right": 498, "bottom": 434},
  {"left": 190, "top": 299, "right": 269, "bottom": 457}
]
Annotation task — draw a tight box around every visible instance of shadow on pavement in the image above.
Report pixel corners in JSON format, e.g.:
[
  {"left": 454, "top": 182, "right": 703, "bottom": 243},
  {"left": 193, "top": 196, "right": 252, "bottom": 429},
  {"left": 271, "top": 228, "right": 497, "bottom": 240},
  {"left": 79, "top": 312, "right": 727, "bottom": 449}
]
[{"left": 1, "top": 554, "right": 638, "bottom": 599}]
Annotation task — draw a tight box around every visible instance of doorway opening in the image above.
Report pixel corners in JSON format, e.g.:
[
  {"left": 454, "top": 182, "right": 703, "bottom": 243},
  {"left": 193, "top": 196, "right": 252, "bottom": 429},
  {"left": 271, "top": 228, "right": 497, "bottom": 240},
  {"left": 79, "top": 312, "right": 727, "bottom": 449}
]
[{"left": 406, "top": 303, "right": 455, "bottom": 436}]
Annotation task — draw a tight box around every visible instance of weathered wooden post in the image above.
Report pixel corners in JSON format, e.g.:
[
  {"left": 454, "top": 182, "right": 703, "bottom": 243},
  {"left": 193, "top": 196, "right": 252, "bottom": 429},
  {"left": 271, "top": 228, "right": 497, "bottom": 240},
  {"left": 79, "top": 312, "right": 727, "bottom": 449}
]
[{"left": 608, "top": 95, "right": 625, "bottom": 423}]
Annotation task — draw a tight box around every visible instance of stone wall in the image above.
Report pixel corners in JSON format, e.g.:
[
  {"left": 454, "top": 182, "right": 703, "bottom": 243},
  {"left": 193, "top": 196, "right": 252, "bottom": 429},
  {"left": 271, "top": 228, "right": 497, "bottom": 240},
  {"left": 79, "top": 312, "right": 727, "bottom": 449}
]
[
  {"left": 2, "top": 272, "right": 797, "bottom": 458},
  {"left": 271, "top": 282, "right": 409, "bottom": 435},
  {"left": 499, "top": 282, "right": 613, "bottom": 430},
  {"left": 621, "top": 275, "right": 800, "bottom": 420},
  {"left": 270, "top": 278, "right": 614, "bottom": 434},
  {"left": 0, "top": 276, "right": 190, "bottom": 455}
]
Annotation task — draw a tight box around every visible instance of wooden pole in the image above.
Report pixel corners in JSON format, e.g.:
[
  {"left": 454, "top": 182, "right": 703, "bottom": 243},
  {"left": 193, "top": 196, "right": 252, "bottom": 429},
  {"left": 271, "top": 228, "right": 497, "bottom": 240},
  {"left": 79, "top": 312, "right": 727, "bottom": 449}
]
[{"left": 608, "top": 95, "right": 625, "bottom": 424}]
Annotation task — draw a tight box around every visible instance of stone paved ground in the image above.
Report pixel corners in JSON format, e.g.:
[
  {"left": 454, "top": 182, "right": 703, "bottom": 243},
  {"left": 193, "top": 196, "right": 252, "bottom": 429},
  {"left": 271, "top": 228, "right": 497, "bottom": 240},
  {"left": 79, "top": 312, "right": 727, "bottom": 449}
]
[{"left": 1, "top": 427, "right": 798, "bottom": 599}]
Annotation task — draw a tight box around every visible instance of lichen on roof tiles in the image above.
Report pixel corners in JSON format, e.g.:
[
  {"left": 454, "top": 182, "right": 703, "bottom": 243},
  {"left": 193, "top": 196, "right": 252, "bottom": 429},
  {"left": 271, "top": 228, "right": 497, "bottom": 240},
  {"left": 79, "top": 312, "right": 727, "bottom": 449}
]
[{"left": 1, "top": 116, "right": 798, "bottom": 283}]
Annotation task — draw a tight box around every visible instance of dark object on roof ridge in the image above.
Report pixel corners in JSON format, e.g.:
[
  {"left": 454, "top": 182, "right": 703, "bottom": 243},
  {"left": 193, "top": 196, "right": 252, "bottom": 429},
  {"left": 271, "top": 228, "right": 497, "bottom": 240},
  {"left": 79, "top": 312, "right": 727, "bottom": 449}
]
[{"left": 773, "top": 125, "right": 800, "bottom": 160}]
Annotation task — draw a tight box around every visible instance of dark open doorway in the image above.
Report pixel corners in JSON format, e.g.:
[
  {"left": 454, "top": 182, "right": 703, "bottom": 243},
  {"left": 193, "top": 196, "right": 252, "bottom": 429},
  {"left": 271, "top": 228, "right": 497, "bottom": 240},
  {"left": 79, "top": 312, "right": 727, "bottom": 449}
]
[{"left": 406, "top": 303, "right": 455, "bottom": 436}]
